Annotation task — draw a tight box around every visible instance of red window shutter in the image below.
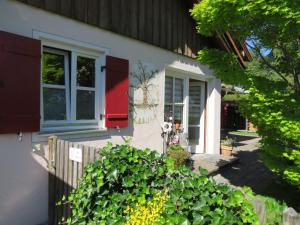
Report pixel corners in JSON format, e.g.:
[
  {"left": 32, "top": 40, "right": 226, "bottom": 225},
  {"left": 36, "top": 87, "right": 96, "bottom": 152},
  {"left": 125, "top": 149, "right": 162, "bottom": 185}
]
[
  {"left": 105, "top": 56, "right": 129, "bottom": 127},
  {"left": 0, "top": 31, "right": 41, "bottom": 134}
]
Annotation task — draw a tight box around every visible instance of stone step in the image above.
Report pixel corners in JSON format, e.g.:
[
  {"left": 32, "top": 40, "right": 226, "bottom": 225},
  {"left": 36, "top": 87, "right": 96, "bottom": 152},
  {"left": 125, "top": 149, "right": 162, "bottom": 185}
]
[{"left": 191, "top": 153, "right": 239, "bottom": 175}]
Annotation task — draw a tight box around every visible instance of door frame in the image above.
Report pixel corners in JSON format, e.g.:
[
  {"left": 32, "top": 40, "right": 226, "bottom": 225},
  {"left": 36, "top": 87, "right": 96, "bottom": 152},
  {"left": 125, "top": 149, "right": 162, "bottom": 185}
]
[
  {"left": 186, "top": 79, "right": 206, "bottom": 153},
  {"left": 164, "top": 70, "right": 207, "bottom": 154}
]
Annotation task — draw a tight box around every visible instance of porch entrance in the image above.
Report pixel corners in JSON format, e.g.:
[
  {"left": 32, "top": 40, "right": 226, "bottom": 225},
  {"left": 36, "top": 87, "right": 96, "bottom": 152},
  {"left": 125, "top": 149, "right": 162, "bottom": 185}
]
[{"left": 164, "top": 75, "right": 206, "bottom": 154}]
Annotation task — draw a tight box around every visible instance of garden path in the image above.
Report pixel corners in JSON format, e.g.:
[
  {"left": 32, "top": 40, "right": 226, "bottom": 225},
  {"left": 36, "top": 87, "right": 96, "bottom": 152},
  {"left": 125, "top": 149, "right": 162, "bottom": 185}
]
[{"left": 213, "top": 134, "right": 300, "bottom": 211}]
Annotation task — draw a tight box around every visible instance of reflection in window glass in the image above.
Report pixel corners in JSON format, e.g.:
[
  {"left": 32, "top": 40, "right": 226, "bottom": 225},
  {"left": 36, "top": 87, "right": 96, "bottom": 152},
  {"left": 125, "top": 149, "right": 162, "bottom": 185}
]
[
  {"left": 42, "top": 52, "right": 65, "bottom": 85},
  {"left": 43, "top": 88, "right": 66, "bottom": 120},
  {"left": 174, "top": 106, "right": 183, "bottom": 122},
  {"left": 77, "top": 56, "right": 95, "bottom": 87},
  {"left": 164, "top": 76, "right": 173, "bottom": 104},
  {"left": 189, "top": 81, "right": 202, "bottom": 105},
  {"left": 76, "top": 90, "right": 95, "bottom": 120},
  {"left": 189, "top": 106, "right": 201, "bottom": 125},
  {"left": 174, "top": 78, "right": 184, "bottom": 103},
  {"left": 164, "top": 105, "right": 173, "bottom": 121},
  {"left": 188, "top": 127, "right": 200, "bottom": 145}
]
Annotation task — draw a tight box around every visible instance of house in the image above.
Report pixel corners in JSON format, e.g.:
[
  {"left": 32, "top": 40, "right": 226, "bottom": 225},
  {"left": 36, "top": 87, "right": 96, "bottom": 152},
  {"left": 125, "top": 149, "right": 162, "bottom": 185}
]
[{"left": 0, "top": 0, "right": 224, "bottom": 224}]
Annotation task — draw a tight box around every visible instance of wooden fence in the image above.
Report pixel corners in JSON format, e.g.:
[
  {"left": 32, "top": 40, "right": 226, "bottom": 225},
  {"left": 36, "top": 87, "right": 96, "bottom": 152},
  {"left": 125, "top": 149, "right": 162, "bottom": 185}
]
[{"left": 48, "top": 136, "right": 101, "bottom": 225}]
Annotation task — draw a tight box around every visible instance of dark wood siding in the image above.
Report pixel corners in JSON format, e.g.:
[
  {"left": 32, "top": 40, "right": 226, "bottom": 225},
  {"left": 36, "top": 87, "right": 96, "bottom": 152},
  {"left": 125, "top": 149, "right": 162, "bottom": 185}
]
[{"left": 18, "top": 0, "right": 215, "bottom": 58}]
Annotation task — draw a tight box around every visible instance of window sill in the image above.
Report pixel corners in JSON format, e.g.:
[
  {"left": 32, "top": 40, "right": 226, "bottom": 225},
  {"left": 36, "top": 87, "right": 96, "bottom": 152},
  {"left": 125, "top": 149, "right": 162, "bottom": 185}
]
[{"left": 32, "top": 128, "right": 108, "bottom": 144}]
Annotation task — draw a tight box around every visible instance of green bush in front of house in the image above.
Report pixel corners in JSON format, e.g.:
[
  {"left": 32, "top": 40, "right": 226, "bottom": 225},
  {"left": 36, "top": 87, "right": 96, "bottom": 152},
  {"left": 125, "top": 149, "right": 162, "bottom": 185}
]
[
  {"left": 167, "top": 144, "right": 191, "bottom": 169},
  {"left": 65, "top": 143, "right": 258, "bottom": 225}
]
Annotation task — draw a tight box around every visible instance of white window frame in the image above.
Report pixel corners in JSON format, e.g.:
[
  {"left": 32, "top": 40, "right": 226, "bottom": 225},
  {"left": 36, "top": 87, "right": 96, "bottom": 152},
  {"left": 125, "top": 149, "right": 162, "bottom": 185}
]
[
  {"left": 186, "top": 79, "right": 206, "bottom": 154},
  {"left": 70, "top": 52, "right": 99, "bottom": 123},
  {"left": 34, "top": 31, "right": 110, "bottom": 132},
  {"left": 164, "top": 77, "right": 185, "bottom": 124},
  {"left": 41, "top": 48, "right": 71, "bottom": 122},
  {"left": 164, "top": 72, "right": 206, "bottom": 154}
]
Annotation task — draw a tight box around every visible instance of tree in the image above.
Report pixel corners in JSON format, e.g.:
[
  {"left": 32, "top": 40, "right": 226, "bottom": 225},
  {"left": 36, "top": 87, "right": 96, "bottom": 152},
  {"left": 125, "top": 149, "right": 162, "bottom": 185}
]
[{"left": 191, "top": 0, "right": 300, "bottom": 188}]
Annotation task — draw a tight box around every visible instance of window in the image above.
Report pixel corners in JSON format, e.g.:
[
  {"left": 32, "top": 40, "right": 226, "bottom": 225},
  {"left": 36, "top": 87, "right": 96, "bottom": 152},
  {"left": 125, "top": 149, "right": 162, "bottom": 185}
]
[
  {"left": 188, "top": 79, "right": 203, "bottom": 146},
  {"left": 164, "top": 77, "right": 185, "bottom": 124},
  {"left": 76, "top": 56, "right": 96, "bottom": 120},
  {"left": 164, "top": 75, "right": 206, "bottom": 153},
  {"left": 41, "top": 47, "right": 102, "bottom": 131},
  {"left": 42, "top": 49, "right": 69, "bottom": 121}
]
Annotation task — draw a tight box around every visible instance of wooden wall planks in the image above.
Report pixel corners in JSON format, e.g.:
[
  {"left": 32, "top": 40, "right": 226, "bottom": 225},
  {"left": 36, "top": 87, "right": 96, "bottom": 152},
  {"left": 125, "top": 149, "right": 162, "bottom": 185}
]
[
  {"left": 19, "top": 0, "right": 217, "bottom": 58},
  {"left": 48, "top": 136, "right": 101, "bottom": 224}
]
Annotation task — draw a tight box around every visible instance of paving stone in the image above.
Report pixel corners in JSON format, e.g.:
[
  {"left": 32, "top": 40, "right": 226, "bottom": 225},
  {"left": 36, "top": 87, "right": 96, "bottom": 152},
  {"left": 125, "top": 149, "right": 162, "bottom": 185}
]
[{"left": 191, "top": 153, "right": 239, "bottom": 175}]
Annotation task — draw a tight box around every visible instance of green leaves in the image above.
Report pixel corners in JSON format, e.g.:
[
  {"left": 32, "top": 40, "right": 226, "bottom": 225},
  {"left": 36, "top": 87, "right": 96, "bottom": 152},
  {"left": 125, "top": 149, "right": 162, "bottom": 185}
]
[
  {"left": 198, "top": 48, "right": 248, "bottom": 87},
  {"left": 193, "top": 0, "right": 300, "bottom": 189},
  {"left": 65, "top": 143, "right": 258, "bottom": 224}
]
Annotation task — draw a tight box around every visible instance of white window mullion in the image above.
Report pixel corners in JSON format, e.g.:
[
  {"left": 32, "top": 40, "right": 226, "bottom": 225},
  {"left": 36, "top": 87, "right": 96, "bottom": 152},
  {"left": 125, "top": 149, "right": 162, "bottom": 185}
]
[
  {"left": 70, "top": 52, "right": 77, "bottom": 122},
  {"left": 99, "top": 56, "right": 106, "bottom": 127},
  {"left": 64, "top": 53, "right": 71, "bottom": 122},
  {"left": 183, "top": 78, "right": 189, "bottom": 134},
  {"left": 42, "top": 84, "right": 66, "bottom": 89},
  {"left": 95, "top": 58, "right": 101, "bottom": 123},
  {"left": 76, "top": 86, "right": 96, "bottom": 91},
  {"left": 172, "top": 77, "right": 175, "bottom": 122},
  {"left": 199, "top": 82, "right": 206, "bottom": 152}
]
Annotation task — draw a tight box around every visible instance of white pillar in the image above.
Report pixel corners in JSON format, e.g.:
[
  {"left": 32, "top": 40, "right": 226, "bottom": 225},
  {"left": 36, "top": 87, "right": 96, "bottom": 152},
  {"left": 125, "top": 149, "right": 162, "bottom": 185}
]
[{"left": 205, "top": 78, "right": 221, "bottom": 154}]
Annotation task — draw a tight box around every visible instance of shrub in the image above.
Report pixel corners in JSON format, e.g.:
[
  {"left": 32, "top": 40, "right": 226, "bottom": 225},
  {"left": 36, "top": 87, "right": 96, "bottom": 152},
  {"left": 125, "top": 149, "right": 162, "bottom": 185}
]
[
  {"left": 65, "top": 143, "right": 258, "bottom": 224},
  {"left": 243, "top": 187, "right": 287, "bottom": 225},
  {"left": 167, "top": 144, "right": 190, "bottom": 168}
]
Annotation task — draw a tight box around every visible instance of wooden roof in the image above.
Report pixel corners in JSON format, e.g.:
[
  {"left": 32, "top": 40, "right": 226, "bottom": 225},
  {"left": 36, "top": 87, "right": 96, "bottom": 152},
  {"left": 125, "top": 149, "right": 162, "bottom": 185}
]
[{"left": 17, "top": 0, "right": 218, "bottom": 58}]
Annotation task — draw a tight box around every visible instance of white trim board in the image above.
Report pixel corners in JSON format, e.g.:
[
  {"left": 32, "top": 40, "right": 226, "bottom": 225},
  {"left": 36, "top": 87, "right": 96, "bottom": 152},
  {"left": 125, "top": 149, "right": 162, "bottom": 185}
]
[
  {"left": 166, "top": 63, "right": 215, "bottom": 81},
  {"left": 33, "top": 30, "right": 110, "bottom": 55}
]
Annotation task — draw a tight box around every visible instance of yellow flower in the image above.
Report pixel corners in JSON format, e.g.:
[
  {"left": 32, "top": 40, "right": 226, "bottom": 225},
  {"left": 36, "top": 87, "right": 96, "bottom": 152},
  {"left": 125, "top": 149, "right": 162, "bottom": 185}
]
[{"left": 124, "top": 190, "right": 168, "bottom": 225}]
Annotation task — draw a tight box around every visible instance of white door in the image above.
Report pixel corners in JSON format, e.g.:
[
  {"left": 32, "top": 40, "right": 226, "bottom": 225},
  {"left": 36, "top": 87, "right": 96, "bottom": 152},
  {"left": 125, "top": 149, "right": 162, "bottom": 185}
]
[{"left": 187, "top": 79, "right": 205, "bottom": 153}]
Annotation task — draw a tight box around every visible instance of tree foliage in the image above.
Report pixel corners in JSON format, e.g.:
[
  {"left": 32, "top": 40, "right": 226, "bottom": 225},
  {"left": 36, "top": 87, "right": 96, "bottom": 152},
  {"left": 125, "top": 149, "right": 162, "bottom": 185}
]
[{"left": 192, "top": 0, "right": 300, "bottom": 188}]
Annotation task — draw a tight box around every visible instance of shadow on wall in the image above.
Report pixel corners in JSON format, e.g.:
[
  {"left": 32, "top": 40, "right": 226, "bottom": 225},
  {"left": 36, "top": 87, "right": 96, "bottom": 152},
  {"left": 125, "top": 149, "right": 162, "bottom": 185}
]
[
  {"left": 1, "top": 134, "right": 107, "bottom": 225},
  {"left": 0, "top": 133, "right": 48, "bottom": 225}
]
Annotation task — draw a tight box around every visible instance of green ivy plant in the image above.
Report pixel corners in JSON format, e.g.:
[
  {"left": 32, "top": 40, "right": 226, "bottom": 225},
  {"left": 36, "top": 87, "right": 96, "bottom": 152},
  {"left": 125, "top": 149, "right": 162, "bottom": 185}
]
[{"left": 65, "top": 143, "right": 258, "bottom": 224}]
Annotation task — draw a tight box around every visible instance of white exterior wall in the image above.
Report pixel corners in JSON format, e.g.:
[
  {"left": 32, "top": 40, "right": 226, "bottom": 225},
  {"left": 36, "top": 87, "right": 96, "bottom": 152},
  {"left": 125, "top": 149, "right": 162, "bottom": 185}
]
[{"left": 0, "top": 1, "right": 221, "bottom": 224}]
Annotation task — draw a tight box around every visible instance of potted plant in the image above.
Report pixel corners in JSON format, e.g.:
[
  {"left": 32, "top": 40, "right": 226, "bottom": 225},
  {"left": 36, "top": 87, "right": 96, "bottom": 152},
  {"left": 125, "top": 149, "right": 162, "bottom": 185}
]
[
  {"left": 167, "top": 144, "right": 191, "bottom": 168},
  {"left": 220, "top": 136, "right": 235, "bottom": 156},
  {"left": 174, "top": 119, "right": 181, "bottom": 130}
]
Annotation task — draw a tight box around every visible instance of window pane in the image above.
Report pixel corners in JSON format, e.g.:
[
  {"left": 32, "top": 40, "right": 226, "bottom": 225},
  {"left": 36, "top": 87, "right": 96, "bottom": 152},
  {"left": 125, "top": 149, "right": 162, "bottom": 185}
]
[
  {"left": 189, "top": 106, "right": 201, "bottom": 125},
  {"left": 77, "top": 56, "right": 95, "bottom": 87},
  {"left": 164, "top": 77, "right": 173, "bottom": 104},
  {"left": 174, "top": 78, "right": 184, "bottom": 103},
  {"left": 42, "top": 52, "right": 65, "bottom": 85},
  {"left": 174, "top": 106, "right": 183, "bottom": 123},
  {"left": 76, "top": 90, "right": 95, "bottom": 120},
  {"left": 43, "top": 88, "right": 66, "bottom": 120},
  {"left": 164, "top": 105, "right": 173, "bottom": 122},
  {"left": 189, "top": 79, "right": 202, "bottom": 105},
  {"left": 188, "top": 127, "right": 200, "bottom": 145}
]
